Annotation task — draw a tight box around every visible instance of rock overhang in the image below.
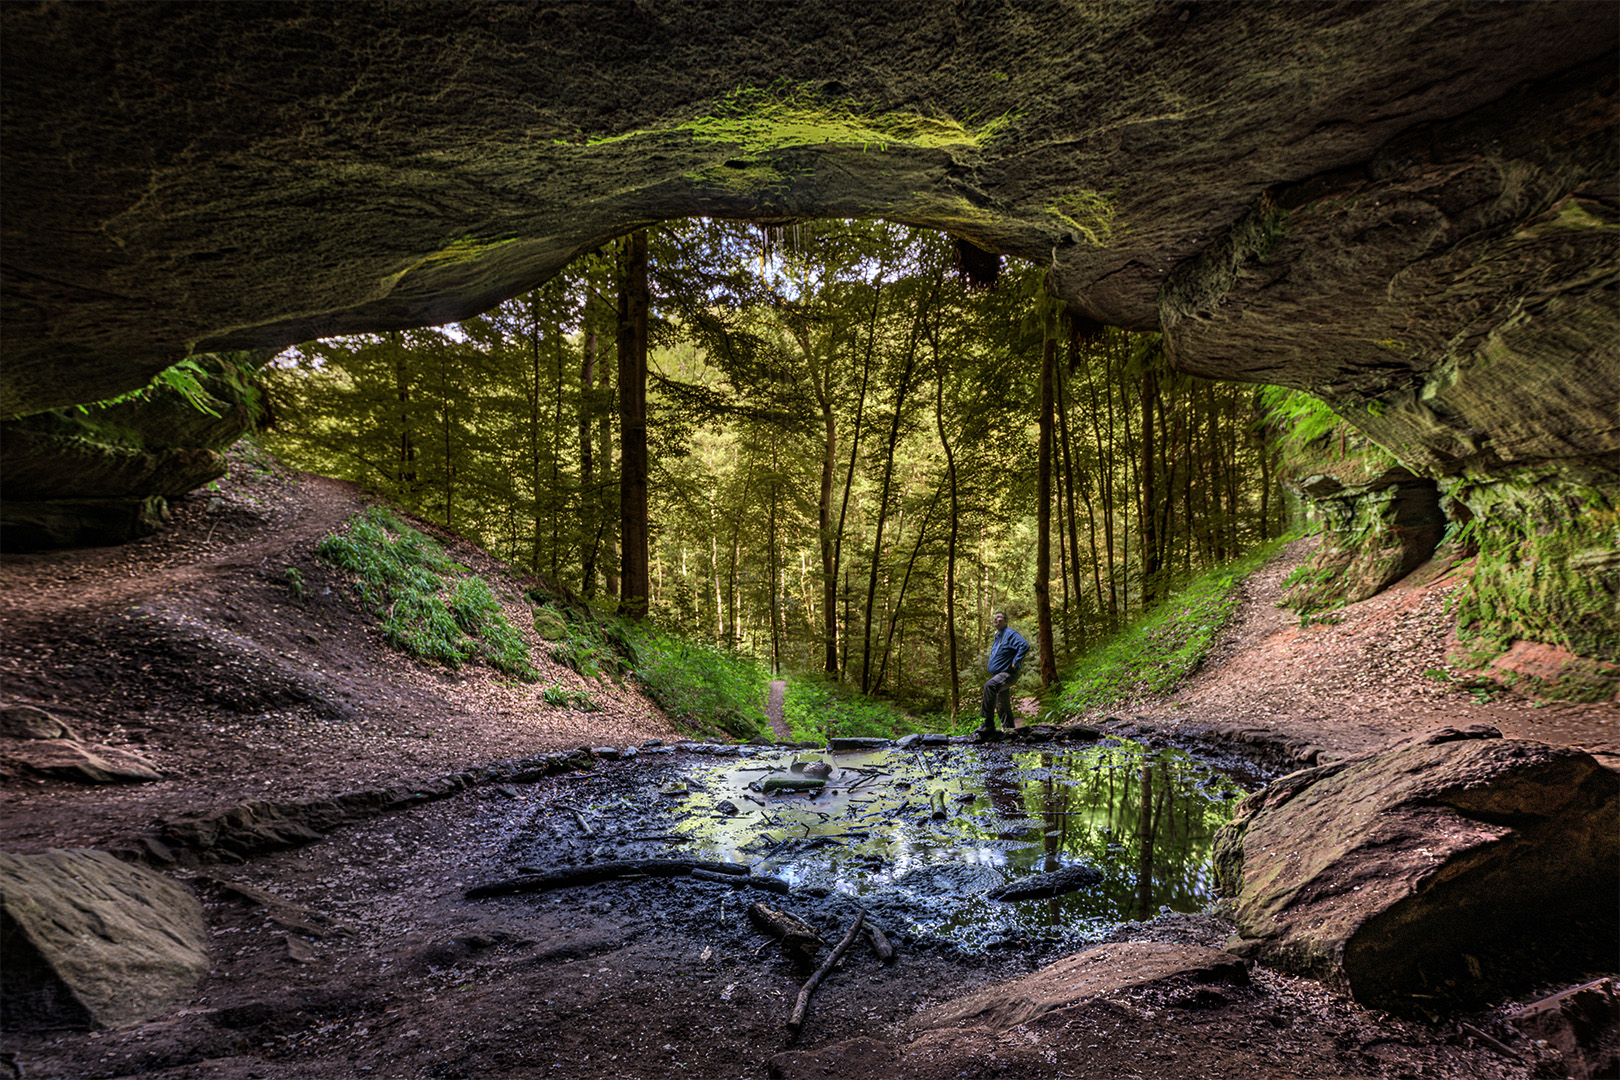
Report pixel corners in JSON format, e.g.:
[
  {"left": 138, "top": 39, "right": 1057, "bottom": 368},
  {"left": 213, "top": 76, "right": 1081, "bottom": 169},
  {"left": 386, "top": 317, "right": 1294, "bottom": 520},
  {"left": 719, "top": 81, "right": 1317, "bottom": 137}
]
[{"left": 1, "top": 1, "right": 1615, "bottom": 489}]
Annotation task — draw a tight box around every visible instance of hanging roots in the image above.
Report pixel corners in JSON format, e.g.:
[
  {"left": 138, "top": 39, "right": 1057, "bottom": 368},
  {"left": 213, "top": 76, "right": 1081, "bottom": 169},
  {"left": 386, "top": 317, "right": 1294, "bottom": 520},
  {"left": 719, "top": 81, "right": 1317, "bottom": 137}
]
[{"left": 951, "top": 237, "right": 1001, "bottom": 289}]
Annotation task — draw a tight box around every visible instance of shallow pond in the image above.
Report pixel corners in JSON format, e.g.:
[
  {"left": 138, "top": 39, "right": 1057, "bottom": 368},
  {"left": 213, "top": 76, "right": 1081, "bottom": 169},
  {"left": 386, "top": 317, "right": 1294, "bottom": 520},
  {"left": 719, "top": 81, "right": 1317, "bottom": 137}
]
[{"left": 662, "top": 738, "right": 1250, "bottom": 946}]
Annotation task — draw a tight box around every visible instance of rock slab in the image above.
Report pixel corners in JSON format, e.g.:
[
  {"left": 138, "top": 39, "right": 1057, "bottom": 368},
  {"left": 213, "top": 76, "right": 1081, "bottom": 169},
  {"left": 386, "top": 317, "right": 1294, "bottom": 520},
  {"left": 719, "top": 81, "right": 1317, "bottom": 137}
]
[
  {"left": 0, "top": 849, "right": 210, "bottom": 1030},
  {"left": 1215, "top": 726, "right": 1619, "bottom": 1013}
]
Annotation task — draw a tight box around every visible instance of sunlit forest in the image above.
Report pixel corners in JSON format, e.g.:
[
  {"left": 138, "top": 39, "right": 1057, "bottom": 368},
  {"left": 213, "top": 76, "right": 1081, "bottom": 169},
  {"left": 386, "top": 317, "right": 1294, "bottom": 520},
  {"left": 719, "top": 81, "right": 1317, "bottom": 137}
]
[{"left": 265, "top": 219, "right": 1294, "bottom": 714}]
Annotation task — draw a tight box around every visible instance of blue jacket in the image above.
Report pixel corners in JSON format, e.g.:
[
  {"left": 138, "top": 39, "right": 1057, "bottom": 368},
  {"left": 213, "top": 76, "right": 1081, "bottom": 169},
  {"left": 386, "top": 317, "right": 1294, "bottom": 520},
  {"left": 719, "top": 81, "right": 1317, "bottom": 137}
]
[{"left": 988, "top": 626, "right": 1029, "bottom": 676}]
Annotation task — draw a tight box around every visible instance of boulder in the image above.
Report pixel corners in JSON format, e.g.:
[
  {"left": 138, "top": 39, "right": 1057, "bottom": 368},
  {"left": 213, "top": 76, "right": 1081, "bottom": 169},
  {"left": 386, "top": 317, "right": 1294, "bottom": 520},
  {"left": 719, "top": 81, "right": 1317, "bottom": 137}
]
[
  {"left": 0, "top": 705, "right": 77, "bottom": 741},
  {"left": 0, "top": 738, "right": 162, "bottom": 783},
  {"left": 0, "top": 849, "right": 211, "bottom": 1030},
  {"left": 912, "top": 941, "right": 1248, "bottom": 1033},
  {"left": 1215, "top": 726, "right": 1619, "bottom": 1014}
]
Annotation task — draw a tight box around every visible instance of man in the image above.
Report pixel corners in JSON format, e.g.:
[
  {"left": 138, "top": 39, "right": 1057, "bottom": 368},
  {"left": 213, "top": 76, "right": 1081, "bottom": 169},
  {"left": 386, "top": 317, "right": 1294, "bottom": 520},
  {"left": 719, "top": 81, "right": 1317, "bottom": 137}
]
[{"left": 980, "top": 610, "right": 1029, "bottom": 734}]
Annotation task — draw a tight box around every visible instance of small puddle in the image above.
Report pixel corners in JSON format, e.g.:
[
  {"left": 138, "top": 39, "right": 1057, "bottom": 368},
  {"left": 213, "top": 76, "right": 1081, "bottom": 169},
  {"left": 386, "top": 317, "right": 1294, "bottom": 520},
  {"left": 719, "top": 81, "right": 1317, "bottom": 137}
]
[{"left": 662, "top": 738, "right": 1249, "bottom": 948}]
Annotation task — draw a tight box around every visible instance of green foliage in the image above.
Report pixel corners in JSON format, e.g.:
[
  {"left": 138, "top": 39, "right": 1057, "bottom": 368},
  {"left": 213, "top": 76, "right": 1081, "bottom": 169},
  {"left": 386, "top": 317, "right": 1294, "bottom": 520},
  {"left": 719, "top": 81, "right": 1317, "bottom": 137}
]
[
  {"left": 1258, "top": 385, "right": 1402, "bottom": 481},
  {"left": 78, "top": 357, "right": 224, "bottom": 417},
  {"left": 283, "top": 566, "right": 305, "bottom": 599},
  {"left": 540, "top": 684, "right": 598, "bottom": 711},
  {"left": 317, "top": 507, "right": 538, "bottom": 679},
  {"left": 781, "top": 675, "right": 919, "bottom": 742},
  {"left": 626, "top": 624, "right": 769, "bottom": 741},
  {"left": 1454, "top": 504, "right": 1620, "bottom": 674},
  {"left": 1055, "top": 536, "right": 1294, "bottom": 713}
]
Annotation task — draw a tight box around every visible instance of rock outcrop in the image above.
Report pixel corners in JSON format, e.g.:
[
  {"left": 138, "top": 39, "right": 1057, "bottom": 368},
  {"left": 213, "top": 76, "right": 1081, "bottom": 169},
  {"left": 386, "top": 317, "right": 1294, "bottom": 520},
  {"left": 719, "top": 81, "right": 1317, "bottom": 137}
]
[
  {"left": 767, "top": 941, "right": 1248, "bottom": 1078},
  {"left": 0, "top": 354, "right": 266, "bottom": 548},
  {"left": 0, "top": 4, "right": 1613, "bottom": 499},
  {"left": 1215, "top": 726, "right": 1620, "bottom": 1014},
  {"left": 0, "top": 849, "right": 210, "bottom": 1030},
  {"left": 0, "top": 705, "right": 162, "bottom": 783}
]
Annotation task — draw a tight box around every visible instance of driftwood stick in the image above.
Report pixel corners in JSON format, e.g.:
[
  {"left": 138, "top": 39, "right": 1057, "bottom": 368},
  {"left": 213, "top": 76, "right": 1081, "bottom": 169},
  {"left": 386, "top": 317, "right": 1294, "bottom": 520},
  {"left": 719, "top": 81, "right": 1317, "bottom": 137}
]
[
  {"left": 748, "top": 901, "right": 826, "bottom": 967},
  {"left": 1459, "top": 1023, "right": 1523, "bottom": 1063},
  {"left": 930, "top": 789, "right": 948, "bottom": 820},
  {"left": 788, "top": 910, "right": 866, "bottom": 1036},
  {"left": 466, "top": 859, "right": 746, "bottom": 899},
  {"left": 863, "top": 920, "right": 895, "bottom": 963},
  {"left": 691, "top": 868, "right": 792, "bottom": 894},
  {"left": 555, "top": 803, "right": 596, "bottom": 837}
]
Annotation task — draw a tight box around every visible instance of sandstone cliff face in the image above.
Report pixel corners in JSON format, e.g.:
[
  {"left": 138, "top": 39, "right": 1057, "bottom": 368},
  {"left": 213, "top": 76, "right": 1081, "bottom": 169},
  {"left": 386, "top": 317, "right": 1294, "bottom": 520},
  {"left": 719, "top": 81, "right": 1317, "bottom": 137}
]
[
  {"left": 0, "top": 4, "right": 1613, "bottom": 618},
  {"left": 0, "top": 355, "right": 265, "bottom": 548}
]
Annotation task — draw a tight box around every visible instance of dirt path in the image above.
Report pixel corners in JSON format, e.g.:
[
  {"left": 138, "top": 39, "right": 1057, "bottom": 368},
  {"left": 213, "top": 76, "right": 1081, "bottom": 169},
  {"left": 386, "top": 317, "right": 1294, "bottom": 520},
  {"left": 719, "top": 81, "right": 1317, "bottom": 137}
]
[
  {"left": 0, "top": 448, "right": 680, "bottom": 854},
  {"left": 1108, "top": 537, "right": 1619, "bottom": 769},
  {"left": 766, "top": 678, "right": 792, "bottom": 741},
  {"left": 2, "top": 462, "right": 1612, "bottom": 1080}
]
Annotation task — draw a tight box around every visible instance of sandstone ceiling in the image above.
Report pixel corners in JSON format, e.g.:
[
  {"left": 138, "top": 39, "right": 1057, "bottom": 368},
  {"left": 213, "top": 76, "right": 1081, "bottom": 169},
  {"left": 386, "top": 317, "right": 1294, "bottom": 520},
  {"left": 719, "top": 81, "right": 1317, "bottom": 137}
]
[{"left": 2, "top": 1, "right": 1615, "bottom": 487}]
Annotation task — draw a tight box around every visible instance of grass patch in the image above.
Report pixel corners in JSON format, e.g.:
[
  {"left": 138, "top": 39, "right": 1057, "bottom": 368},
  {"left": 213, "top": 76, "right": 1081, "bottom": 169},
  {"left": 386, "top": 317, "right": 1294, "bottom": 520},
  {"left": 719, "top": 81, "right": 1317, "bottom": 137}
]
[
  {"left": 318, "top": 507, "right": 538, "bottom": 680},
  {"left": 1054, "top": 536, "right": 1295, "bottom": 713},
  {"left": 780, "top": 675, "right": 923, "bottom": 743},
  {"left": 627, "top": 625, "right": 769, "bottom": 741}
]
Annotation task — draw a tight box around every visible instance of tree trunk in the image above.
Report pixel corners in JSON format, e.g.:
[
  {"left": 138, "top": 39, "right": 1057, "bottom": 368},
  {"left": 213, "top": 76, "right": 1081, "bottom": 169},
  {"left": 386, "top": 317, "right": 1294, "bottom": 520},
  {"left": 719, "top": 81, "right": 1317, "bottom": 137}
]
[
  {"left": 831, "top": 279, "right": 883, "bottom": 681},
  {"left": 1035, "top": 301, "right": 1058, "bottom": 687},
  {"left": 931, "top": 327, "right": 961, "bottom": 717},
  {"left": 617, "top": 230, "right": 650, "bottom": 619},
  {"left": 580, "top": 323, "right": 598, "bottom": 594},
  {"left": 860, "top": 285, "right": 927, "bottom": 693},
  {"left": 1139, "top": 365, "right": 1160, "bottom": 609}
]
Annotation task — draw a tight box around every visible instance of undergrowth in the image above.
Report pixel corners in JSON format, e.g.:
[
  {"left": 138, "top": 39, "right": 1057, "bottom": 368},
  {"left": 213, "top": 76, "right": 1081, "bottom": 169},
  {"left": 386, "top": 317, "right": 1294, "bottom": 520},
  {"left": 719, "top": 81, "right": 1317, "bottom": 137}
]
[
  {"left": 1053, "top": 534, "right": 1295, "bottom": 713},
  {"left": 781, "top": 676, "right": 926, "bottom": 743},
  {"left": 626, "top": 625, "right": 769, "bottom": 741},
  {"left": 318, "top": 507, "right": 538, "bottom": 679}
]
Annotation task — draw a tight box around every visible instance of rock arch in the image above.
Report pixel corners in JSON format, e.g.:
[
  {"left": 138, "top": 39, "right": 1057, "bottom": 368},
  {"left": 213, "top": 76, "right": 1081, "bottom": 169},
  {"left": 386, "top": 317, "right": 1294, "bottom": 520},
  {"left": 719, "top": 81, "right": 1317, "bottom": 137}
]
[{"left": 2, "top": 3, "right": 1615, "bottom": 533}]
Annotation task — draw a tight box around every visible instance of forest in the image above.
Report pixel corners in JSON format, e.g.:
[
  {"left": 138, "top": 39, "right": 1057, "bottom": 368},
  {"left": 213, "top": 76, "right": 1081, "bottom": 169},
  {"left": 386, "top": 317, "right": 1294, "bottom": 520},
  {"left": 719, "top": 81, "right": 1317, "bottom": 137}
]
[{"left": 264, "top": 219, "right": 1297, "bottom": 718}]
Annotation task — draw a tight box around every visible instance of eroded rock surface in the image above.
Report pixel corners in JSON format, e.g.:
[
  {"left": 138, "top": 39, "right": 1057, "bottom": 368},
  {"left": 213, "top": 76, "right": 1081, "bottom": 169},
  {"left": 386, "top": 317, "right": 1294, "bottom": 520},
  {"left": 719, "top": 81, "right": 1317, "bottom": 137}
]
[
  {"left": 1215, "top": 726, "right": 1620, "bottom": 1014},
  {"left": 0, "top": 849, "right": 210, "bottom": 1030},
  {"left": 1, "top": 2, "right": 1613, "bottom": 509}
]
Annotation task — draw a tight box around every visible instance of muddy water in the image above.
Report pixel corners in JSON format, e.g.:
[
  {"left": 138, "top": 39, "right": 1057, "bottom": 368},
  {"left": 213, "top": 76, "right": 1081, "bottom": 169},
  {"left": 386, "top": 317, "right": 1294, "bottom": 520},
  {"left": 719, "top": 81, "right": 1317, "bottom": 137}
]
[{"left": 665, "top": 738, "right": 1248, "bottom": 947}]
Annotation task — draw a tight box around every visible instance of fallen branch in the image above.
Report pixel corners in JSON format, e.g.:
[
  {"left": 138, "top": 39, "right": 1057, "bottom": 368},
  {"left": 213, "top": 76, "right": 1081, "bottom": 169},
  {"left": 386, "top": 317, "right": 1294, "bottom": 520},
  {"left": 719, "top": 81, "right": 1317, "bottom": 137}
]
[
  {"left": 863, "top": 920, "right": 895, "bottom": 964},
  {"left": 748, "top": 901, "right": 826, "bottom": 963},
  {"left": 788, "top": 910, "right": 866, "bottom": 1036},
  {"left": 762, "top": 776, "right": 826, "bottom": 794},
  {"left": 1459, "top": 1023, "right": 1523, "bottom": 1063},
  {"left": 466, "top": 859, "right": 746, "bottom": 898},
  {"left": 691, "top": 868, "right": 791, "bottom": 894},
  {"left": 555, "top": 803, "right": 596, "bottom": 837},
  {"left": 930, "top": 789, "right": 948, "bottom": 820}
]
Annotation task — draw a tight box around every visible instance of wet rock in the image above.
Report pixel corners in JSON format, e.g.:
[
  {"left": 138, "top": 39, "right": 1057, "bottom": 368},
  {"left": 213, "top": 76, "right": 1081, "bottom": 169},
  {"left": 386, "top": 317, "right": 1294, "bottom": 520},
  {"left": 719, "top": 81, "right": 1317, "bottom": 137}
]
[
  {"left": 1215, "top": 727, "right": 1620, "bottom": 1014},
  {"left": 986, "top": 863, "right": 1103, "bottom": 902},
  {"left": 0, "top": 849, "right": 210, "bottom": 1030},
  {"left": 715, "top": 799, "right": 739, "bottom": 816},
  {"left": 828, "top": 736, "right": 890, "bottom": 751},
  {"left": 0, "top": 705, "right": 77, "bottom": 740},
  {"left": 1006, "top": 723, "right": 1060, "bottom": 743},
  {"left": 0, "top": 737, "right": 162, "bottom": 782},
  {"left": 619, "top": 745, "right": 638, "bottom": 760},
  {"left": 910, "top": 941, "right": 1248, "bottom": 1033},
  {"left": 591, "top": 746, "right": 621, "bottom": 759},
  {"left": 1056, "top": 723, "right": 1102, "bottom": 742},
  {"left": 894, "top": 733, "right": 923, "bottom": 750}
]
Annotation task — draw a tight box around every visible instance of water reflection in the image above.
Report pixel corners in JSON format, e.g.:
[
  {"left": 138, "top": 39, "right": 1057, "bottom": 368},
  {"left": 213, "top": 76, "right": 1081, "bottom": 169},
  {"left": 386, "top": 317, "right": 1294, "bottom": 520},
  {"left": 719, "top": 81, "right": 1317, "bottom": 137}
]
[{"left": 664, "top": 739, "right": 1246, "bottom": 943}]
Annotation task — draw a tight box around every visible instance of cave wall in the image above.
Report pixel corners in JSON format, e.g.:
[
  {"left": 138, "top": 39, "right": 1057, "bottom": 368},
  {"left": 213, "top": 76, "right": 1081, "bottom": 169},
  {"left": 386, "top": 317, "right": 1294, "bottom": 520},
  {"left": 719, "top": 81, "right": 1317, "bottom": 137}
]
[{"left": 1, "top": 2, "right": 1615, "bottom": 652}]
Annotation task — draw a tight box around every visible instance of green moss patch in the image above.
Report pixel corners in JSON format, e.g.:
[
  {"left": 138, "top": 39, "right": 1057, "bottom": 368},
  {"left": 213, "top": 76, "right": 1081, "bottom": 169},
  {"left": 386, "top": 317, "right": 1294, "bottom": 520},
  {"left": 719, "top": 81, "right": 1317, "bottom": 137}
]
[
  {"left": 318, "top": 507, "right": 539, "bottom": 679},
  {"left": 1453, "top": 501, "right": 1620, "bottom": 669}
]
